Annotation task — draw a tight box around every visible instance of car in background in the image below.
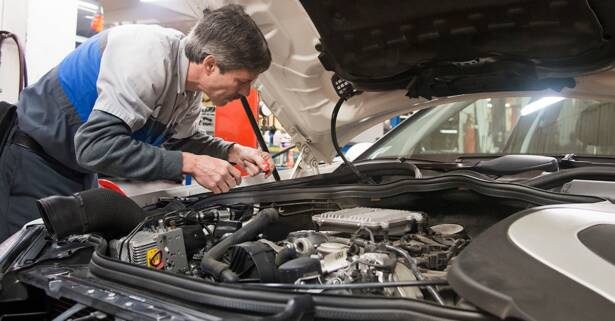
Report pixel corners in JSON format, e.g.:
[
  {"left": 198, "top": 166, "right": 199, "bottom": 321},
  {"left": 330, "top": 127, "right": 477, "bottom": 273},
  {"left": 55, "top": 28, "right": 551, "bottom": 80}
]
[
  {"left": 360, "top": 96, "right": 615, "bottom": 172},
  {"left": 2, "top": 1, "right": 615, "bottom": 320}
]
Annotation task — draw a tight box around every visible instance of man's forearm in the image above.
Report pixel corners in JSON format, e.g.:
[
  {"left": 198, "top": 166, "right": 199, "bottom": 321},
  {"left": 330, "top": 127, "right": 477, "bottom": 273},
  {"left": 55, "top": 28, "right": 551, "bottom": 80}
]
[
  {"left": 164, "top": 131, "right": 235, "bottom": 160},
  {"left": 74, "top": 110, "right": 183, "bottom": 181}
]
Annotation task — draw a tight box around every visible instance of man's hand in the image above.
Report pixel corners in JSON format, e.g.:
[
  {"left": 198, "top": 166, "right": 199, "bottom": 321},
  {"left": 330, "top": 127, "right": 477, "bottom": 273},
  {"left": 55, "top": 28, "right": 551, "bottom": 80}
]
[
  {"left": 227, "top": 144, "right": 275, "bottom": 177},
  {"left": 182, "top": 152, "right": 242, "bottom": 193}
]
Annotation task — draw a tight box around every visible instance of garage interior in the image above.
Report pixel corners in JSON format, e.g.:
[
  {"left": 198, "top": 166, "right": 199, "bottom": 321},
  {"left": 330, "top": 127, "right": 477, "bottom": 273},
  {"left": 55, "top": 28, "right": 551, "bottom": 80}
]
[
  {"left": 1, "top": 1, "right": 615, "bottom": 320},
  {"left": 1, "top": 0, "right": 395, "bottom": 195}
]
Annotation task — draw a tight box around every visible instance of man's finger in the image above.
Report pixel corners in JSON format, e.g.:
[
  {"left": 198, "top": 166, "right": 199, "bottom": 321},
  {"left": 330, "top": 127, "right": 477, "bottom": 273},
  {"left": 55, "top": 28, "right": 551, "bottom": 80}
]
[
  {"left": 243, "top": 161, "right": 260, "bottom": 176},
  {"left": 258, "top": 152, "right": 273, "bottom": 174},
  {"left": 228, "top": 165, "right": 242, "bottom": 184},
  {"left": 210, "top": 185, "right": 222, "bottom": 194},
  {"left": 217, "top": 180, "right": 231, "bottom": 193},
  {"left": 224, "top": 172, "right": 238, "bottom": 189},
  {"left": 264, "top": 157, "right": 275, "bottom": 177}
]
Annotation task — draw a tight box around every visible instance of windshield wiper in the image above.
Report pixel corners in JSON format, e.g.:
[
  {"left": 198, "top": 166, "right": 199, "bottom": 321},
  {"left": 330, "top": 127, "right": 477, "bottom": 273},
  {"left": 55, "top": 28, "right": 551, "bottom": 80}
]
[
  {"left": 412, "top": 155, "right": 560, "bottom": 176},
  {"left": 355, "top": 156, "right": 452, "bottom": 164},
  {"left": 355, "top": 154, "right": 615, "bottom": 181},
  {"left": 560, "top": 154, "right": 615, "bottom": 169},
  {"left": 453, "top": 154, "right": 615, "bottom": 176}
]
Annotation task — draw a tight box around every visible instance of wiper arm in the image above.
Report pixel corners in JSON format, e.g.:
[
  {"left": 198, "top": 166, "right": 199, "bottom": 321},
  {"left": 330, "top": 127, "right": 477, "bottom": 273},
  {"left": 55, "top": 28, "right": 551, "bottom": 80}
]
[
  {"left": 356, "top": 153, "right": 615, "bottom": 180},
  {"left": 560, "top": 153, "right": 615, "bottom": 169},
  {"left": 397, "top": 157, "right": 449, "bottom": 164},
  {"left": 355, "top": 156, "right": 449, "bottom": 163},
  {"left": 425, "top": 155, "right": 559, "bottom": 176}
]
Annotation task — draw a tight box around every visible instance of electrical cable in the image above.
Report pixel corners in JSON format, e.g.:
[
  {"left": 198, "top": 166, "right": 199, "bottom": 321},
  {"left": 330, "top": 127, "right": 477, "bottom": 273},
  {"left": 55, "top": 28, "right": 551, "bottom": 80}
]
[
  {"left": 331, "top": 98, "right": 376, "bottom": 184},
  {"left": 385, "top": 244, "right": 446, "bottom": 305}
]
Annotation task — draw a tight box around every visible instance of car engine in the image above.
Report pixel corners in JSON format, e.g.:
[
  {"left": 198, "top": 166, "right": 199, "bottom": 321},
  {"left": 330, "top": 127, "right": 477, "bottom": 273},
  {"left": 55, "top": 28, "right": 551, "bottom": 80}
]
[
  {"left": 109, "top": 204, "right": 468, "bottom": 302},
  {"left": 33, "top": 176, "right": 612, "bottom": 320}
]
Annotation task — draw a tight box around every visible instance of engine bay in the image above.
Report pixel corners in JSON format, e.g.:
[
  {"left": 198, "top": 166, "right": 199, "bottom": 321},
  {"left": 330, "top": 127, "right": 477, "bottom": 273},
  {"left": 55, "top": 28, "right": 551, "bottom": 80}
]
[
  {"left": 29, "top": 175, "right": 611, "bottom": 320},
  {"left": 109, "top": 202, "right": 470, "bottom": 304}
]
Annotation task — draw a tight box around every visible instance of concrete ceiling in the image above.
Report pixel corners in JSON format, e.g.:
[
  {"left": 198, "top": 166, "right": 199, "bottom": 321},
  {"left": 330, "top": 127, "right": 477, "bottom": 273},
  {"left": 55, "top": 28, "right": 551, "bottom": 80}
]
[{"left": 100, "top": 0, "right": 206, "bottom": 33}]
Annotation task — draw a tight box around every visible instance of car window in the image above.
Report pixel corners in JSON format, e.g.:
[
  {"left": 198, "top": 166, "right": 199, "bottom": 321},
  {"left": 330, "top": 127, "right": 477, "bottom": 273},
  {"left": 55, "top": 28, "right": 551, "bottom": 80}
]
[{"left": 365, "top": 97, "right": 615, "bottom": 160}]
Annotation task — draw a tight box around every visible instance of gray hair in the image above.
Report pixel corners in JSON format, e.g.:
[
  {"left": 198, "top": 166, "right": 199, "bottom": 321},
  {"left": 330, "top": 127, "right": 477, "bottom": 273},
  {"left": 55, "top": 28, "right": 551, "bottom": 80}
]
[{"left": 185, "top": 4, "right": 271, "bottom": 74}]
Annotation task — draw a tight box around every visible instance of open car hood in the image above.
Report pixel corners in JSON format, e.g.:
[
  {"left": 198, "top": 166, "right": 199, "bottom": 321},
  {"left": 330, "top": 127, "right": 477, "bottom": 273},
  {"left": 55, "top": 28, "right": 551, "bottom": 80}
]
[{"left": 208, "top": 0, "right": 615, "bottom": 163}]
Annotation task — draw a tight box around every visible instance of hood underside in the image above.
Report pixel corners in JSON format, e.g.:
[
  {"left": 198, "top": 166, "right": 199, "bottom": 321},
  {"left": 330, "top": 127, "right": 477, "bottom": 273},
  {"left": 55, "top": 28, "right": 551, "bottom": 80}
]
[
  {"left": 302, "top": 0, "right": 615, "bottom": 98},
  {"left": 209, "top": 0, "right": 615, "bottom": 163}
]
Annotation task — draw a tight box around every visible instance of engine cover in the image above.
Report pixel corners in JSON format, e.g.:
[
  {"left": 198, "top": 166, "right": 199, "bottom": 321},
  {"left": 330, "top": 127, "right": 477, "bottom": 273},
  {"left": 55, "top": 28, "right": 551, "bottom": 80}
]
[{"left": 448, "top": 203, "right": 615, "bottom": 321}]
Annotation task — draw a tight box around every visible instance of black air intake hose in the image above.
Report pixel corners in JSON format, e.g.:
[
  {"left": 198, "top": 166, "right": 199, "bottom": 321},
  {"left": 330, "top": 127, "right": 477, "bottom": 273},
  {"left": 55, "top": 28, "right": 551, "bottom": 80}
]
[
  {"left": 201, "top": 208, "right": 278, "bottom": 282},
  {"left": 37, "top": 188, "right": 147, "bottom": 240}
]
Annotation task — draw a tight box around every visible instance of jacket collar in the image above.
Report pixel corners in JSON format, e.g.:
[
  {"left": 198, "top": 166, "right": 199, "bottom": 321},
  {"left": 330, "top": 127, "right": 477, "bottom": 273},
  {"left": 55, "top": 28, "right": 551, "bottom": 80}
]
[{"left": 177, "top": 37, "right": 189, "bottom": 94}]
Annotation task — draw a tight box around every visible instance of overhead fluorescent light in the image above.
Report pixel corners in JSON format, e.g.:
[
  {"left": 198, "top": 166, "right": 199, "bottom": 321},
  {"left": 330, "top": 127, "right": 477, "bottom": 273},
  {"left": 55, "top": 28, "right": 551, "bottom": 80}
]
[
  {"left": 521, "top": 97, "right": 565, "bottom": 116},
  {"left": 78, "top": 1, "right": 99, "bottom": 11},
  {"left": 439, "top": 129, "right": 458, "bottom": 134}
]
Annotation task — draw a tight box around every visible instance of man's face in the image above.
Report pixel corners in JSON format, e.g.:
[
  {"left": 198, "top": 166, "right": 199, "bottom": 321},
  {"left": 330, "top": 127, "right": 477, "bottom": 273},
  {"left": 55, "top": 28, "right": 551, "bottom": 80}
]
[{"left": 190, "top": 57, "right": 259, "bottom": 106}]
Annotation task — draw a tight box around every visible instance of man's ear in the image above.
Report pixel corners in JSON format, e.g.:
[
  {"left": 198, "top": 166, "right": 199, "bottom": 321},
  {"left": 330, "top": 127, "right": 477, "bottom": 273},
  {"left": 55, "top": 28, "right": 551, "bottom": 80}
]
[{"left": 203, "top": 55, "right": 216, "bottom": 75}]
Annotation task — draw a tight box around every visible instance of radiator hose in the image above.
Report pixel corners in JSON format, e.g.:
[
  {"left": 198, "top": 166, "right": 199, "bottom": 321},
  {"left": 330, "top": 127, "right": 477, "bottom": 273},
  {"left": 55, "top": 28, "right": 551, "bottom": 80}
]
[
  {"left": 201, "top": 208, "right": 279, "bottom": 282},
  {"left": 37, "top": 188, "right": 148, "bottom": 240}
]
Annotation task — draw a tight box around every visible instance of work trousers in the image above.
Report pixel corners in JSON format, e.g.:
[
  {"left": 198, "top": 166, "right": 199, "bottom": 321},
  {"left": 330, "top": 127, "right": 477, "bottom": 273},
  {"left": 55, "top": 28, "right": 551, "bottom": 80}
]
[{"left": 0, "top": 137, "right": 97, "bottom": 242}]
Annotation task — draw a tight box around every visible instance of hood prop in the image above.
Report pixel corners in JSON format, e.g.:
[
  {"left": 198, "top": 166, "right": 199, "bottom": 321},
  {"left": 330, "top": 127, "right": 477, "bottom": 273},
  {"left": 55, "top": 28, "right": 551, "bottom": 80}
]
[{"left": 239, "top": 96, "right": 281, "bottom": 181}]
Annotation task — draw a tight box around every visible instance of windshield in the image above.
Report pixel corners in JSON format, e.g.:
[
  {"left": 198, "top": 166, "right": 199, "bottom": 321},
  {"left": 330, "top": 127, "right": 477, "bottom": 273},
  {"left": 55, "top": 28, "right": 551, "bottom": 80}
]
[{"left": 363, "top": 97, "right": 615, "bottom": 160}]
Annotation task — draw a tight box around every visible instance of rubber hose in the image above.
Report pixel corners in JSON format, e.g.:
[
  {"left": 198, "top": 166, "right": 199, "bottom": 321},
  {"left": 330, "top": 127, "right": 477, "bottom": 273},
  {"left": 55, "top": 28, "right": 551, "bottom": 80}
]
[
  {"left": 275, "top": 246, "right": 297, "bottom": 266},
  {"left": 201, "top": 208, "right": 279, "bottom": 282},
  {"left": 37, "top": 188, "right": 147, "bottom": 240}
]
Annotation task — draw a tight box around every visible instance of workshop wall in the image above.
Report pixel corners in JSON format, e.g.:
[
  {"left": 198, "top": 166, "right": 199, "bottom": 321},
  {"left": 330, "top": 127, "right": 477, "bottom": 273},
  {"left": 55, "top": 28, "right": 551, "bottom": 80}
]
[
  {"left": 26, "top": 0, "right": 78, "bottom": 83},
  {"left": 0, "top": 0, "right": 27, "bottom": 103},
  {"left": 0, "top": 0, "right": 77, "bottom": 102}
]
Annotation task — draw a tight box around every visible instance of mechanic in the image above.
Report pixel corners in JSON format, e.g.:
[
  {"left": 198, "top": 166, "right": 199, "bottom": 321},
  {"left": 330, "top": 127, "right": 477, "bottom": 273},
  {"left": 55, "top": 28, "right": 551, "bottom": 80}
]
[{"left": 0, "top": 4, "right": 274, "bottom": 241}]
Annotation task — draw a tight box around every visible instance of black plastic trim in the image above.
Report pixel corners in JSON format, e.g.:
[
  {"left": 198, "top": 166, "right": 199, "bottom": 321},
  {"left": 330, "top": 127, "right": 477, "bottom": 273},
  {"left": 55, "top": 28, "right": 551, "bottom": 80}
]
[
  {"left": 525, "top": 166, "right": 615, "bottom": 190},
  {"left": 89, "top": 250, "right": 495, "bottom": 321},
  {"left": 0, "top": 225, "right": 43, "bottom": 274},
  {"left": 578, "top": 224, "right": 615, "bottom": 266},
  {"left": 193, "top": 174, "right": 603, "bottom": 210},
  {"left": 300, "top": 0, "right": 615, "bottom": 98}
]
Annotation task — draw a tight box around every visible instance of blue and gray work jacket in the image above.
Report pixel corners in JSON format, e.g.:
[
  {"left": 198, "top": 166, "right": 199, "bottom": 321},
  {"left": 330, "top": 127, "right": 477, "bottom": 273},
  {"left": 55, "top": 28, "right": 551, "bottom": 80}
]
[{"left": 16, "top": 24, "right": 233, "bottom": 181}]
